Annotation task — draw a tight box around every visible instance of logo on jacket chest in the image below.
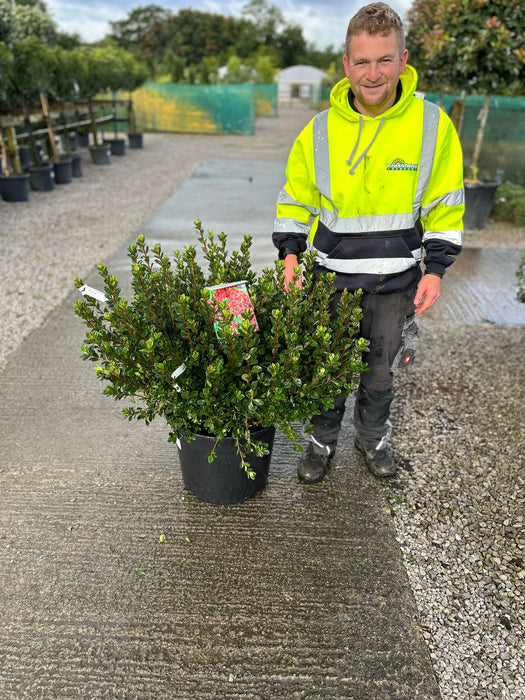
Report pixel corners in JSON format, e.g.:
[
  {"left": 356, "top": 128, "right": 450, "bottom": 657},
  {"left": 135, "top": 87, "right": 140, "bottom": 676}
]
[{"left": 387, "top": 157, "right": 418, "bottom": 172}]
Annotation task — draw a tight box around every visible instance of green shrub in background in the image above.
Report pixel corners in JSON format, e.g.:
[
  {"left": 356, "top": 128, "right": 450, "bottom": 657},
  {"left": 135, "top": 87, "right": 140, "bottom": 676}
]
[{"left": 492, "top": 182, "right": 525, "bottom": 227}]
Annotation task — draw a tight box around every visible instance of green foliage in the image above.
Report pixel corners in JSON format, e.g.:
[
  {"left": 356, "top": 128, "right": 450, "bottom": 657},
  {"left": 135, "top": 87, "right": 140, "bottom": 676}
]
[
  {"left": 9, "top": 37, "right": 54, "bottom": 105},
  {"left": 406, "top": 0, "right": 524, "bottom": 96},
  {"left": 74, "top": 222, "right": 367, "bottom": 473},
  {"left": 0, "top": 0, "right": 56, "bottom": 44},
  {"left": 0, "top": 41, "right": 13, "bottom": 107},
  {"left": 492, "top": 181, "right": 525, "bottom": 226},
  {"left": 68, "top": 45, "right": 147, "bottom": 99}
]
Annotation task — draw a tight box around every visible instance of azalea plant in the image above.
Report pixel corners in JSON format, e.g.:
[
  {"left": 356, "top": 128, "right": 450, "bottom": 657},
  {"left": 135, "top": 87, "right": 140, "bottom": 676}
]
[{"left": 74, "top": 221, "right": 368, "bottom": 475}]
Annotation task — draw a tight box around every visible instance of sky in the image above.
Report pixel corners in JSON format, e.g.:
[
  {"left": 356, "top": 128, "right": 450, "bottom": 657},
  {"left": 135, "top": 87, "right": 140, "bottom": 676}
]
[{"left": 46, "top": 0, "right": 413, "bottom": 52}]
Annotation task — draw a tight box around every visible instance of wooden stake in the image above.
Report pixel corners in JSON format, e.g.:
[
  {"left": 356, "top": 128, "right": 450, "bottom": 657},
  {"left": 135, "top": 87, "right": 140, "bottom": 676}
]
[
  {"left": 40, "top": 91, "right": 60, "bottom": 161},
  {"left": 0, "top": 122, "right": 11, "bottom": 177}
]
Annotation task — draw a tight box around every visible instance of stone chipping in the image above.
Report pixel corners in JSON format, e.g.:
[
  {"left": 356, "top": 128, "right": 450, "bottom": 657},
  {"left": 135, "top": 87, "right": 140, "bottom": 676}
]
[{"left": 0, "top": 105, "right": 524, "bottom": 699}]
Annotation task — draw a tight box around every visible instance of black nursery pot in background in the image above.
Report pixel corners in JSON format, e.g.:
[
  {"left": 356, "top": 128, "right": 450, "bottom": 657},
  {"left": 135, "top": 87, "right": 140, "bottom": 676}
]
[
  {"left": 463, "top": 180, "right": 500, "bottom": 230},
  {"left": 89, "top": 144, "right": 111, "bottom": 165},
  {"left": 29, "top": 162, "right": 54, "bottom": 191},
  {"left": 71, "top": 153, "right": 82, "bottom": 177},
  {"left": 128, "top": 132, "right": 143, "bottom": 149},
  {"left": 53, "top": 155, "right": 73, "bottom": 185},
  {"left": 0, "top": 172, "right": 31, "bottom": 202},
  {"left": 77, "top": 132, "right": 90, "bottom": 148},
  {"left": 104, "top": 138, "right": 126, "bottom": 156}
]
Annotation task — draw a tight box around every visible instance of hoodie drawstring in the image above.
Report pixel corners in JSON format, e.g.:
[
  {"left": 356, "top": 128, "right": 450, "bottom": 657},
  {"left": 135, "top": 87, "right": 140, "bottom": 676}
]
[{"left": 346, "top": 116, "right": 385, "bottom": 175}]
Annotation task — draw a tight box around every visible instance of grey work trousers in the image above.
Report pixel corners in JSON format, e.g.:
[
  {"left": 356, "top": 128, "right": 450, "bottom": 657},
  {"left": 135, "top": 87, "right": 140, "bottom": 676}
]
[{"left": 310, "top": 286, "right": 417, "bottom": 450}]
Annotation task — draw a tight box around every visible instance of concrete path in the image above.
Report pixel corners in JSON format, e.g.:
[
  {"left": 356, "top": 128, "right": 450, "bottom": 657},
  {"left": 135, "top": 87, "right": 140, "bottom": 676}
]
[{"left": 2, "top": 156, "right": 519, "bottom": 699}]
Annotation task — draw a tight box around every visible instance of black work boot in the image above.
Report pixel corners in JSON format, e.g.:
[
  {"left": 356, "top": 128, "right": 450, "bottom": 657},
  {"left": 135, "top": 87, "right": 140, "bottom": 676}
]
[
  {"left": 354, "top": 438, "right": 396, "bottom": 478},
  {"left": 297, "top": 441, "right": 335, "bottom": 484}
]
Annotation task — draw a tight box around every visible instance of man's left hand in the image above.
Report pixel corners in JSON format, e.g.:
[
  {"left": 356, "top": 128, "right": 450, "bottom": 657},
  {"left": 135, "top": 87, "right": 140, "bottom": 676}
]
[{"left": 414, "top": 274, "right": 441, "bottom": 315}]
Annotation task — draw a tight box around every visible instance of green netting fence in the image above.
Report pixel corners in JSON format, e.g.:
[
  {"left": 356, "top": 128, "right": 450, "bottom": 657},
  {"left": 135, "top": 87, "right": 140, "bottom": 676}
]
[
  {"left": 424, "top": 93, "right": 525, "bottom": 185},
  {"left": 108, "top": 82, "right": 277, "bottom": 136}
]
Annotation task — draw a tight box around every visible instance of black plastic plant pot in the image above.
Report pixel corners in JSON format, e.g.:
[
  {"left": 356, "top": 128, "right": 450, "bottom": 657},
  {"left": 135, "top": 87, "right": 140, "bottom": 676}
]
[
  {"left": 71, "top": 153, "right": 83, "bottom": 178},
  {"left": 177, "top": 426, "right": 275, "bottom": 505},
  {"left": 89, "top": 144, "right": 111, "bottom": 165},
  {"left": 104, "top": 138, "right": 126, "bottom": 156},
  {"left": 463, "top": 180, "right": 499, "bottom": 230},
  {"left": 53, "top": 155, "right": 73, "bottom": 185},
  {"left": 29, "top": 163, "right": 54, "bottom": 192},
  {"left": 0, "top": 172, "right": 31, "bottom": 202},
  {"left": 128, "top": 132, "right": 143, "bottom": 149},
  {"left": 77, "top": 132, "right": 90, "bottom": 148},
  {"left": 68, "top": 132, "right": 78, "bottom": 151},
  {"left": 18, "top": 145, "right": 32, "bottom": 171}
]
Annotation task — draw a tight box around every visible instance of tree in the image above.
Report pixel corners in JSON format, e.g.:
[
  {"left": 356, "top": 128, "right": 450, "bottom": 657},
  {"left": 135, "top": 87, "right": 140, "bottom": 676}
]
[
  {"left": 405, "top": 0, "right": 461, "bottom": 94},
  {"left": 241, "top": 0, "right": 284, "bottom": 45},
  {"left": 0, "top": 0, "right": 56, "bottom": 44},
  {"left": 405, "top": 0, "right": 525, "bottom": 177},
  {"left": 0, "top": 41, "right": 13, "bottom": 109},
  {"left": 110, "top": 4, "right": 172, "bottom": 49}
]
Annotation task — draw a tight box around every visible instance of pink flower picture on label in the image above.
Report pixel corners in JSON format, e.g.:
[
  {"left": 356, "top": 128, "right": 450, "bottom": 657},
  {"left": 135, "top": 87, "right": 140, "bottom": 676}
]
[{"left": 206, "top": 281, "right": 259, "bottom": 336}]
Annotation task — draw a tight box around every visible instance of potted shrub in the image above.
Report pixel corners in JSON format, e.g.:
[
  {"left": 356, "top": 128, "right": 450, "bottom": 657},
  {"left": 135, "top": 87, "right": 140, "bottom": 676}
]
[
  {"left": 69, "top": 46, "right": 113, "bottom": 164},
  {"left": 102, "top": 46, "right": 147, "bottom": 155},
  {"left": 9, "top": 38, "right": 56, "bottom": 191},
  {"left": 0, "top": 44, "right": 31, "bottom": 201},
  {"left": 74, "top": 222, "right": 367, "bottom": 504},
  {"left": 406, "top": 0, "right": 524, "bottom": 229},
  {"left": 47, "top": 46, "right": 83, "bottom": 177},
  {"left": 118, "top": 52, "right": 148, "bottom": 149}
]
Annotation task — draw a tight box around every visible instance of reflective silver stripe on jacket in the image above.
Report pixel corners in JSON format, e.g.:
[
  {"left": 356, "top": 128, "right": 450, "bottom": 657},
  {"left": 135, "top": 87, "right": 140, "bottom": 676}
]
[
  {"left": 319, "top": 209, "right": 415, "bottom": 234},
  {"left": 413, "top": 100, "right": 441, "bottom": 219},
  {"left": 422, "top": 229, "right": 463, "bottom": 246},
  {"left": 315, "top": 250, "right": 421, "bottom": 275},
  {"left": 274, "top": 217, "right": 312, "bottom": 236},
  {"left": 277, "top": 189, "right": 320, "bottom": 217},
  {"left": 313, "top": 109, "right": 331, "bottom": 199}
]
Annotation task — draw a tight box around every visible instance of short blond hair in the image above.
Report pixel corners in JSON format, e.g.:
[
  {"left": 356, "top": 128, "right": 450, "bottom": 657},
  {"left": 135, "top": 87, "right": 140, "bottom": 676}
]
[{"left": 345, "top": 2, "right": 405, "bottom": 55}]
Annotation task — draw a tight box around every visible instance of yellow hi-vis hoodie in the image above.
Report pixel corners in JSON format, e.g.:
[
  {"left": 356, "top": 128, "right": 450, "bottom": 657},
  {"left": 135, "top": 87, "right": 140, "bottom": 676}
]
[{"left": 273, "top": 65, "right": 464, "bottom": 293}]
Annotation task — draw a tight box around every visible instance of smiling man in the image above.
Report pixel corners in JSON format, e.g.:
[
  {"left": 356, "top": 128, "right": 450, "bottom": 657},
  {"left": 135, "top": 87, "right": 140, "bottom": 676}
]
[{"left": 273, "top": 2, "right": 464, "bottom": 483}]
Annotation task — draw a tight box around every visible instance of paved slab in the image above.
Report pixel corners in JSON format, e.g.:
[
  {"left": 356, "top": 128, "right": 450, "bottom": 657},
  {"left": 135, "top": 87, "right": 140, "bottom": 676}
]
[{"left": 0, "top": 157, "right": 463, "bottom": 699}]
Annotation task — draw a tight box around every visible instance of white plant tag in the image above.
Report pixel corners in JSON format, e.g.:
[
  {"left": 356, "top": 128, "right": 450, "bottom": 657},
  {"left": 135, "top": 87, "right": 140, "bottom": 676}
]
[
  {"left": 171, "top": 362, "right": 187, "bottom": 392},
  {"left": 79, "top": 285, "right": 107, "bottom": 303}
]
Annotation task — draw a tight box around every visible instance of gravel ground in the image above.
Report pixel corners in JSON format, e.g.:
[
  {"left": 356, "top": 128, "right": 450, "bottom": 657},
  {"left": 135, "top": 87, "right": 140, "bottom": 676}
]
[{"left": 1, "top": 103, "right": 524, "bottom": 699}]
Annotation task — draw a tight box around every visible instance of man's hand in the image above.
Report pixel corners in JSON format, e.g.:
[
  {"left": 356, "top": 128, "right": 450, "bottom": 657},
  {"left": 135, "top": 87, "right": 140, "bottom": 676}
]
[
  {"left": 414, "top": 273, "right": 441, "bottom": 315},
  {"left": 283, "top": 254, "right": 303, "bottom": 292}
]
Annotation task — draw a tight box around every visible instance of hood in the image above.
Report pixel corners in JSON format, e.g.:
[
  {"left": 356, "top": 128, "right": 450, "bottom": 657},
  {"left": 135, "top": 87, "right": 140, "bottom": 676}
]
[{"left": 330, "top": 64, "right": 419, "bottom": 122}]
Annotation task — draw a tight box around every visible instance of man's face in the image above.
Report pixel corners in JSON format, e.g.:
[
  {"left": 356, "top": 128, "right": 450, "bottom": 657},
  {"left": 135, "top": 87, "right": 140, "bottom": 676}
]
[{"left": 343, "top": 30, "right": 408, "bottom": 117}]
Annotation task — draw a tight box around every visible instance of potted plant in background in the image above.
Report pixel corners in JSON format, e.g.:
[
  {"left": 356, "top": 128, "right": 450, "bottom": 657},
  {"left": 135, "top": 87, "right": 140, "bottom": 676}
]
[
  {"left": 405, "top": 0, "right": 524, "bottom": 229},
  {"left": 102, "top": 46, "right": 147, "bottom": 155},
  {"left": 47, "top": 45, "right": 83, "bottom": 178},
  {"left": 69, "top": 46, "right": 112, "bottom": 165},
  {"left": 118, "top": 51, "right": 148, "bottom": 149},
  {"left": 0, "top": 43, "right": 31, "bottom": 201},
  {"left": 9, "top": 38, "right": 56, "bottom": 191},
  {"left": 74, "top": 222, "right": 367, "bottom": 505}
]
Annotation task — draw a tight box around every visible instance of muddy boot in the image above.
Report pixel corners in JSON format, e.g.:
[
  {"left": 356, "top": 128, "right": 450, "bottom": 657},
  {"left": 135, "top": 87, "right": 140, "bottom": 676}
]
[
  {"left": 354, "top": 438, "right": 396, "bottom": 478},
  {"left": 297, "top": 440, "right": 336, "bottom": 484}
]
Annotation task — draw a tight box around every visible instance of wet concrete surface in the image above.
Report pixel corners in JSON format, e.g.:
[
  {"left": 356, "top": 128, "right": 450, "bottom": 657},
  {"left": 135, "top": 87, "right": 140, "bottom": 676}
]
[
  {"left": 1, "top": 157, "right": 521, "bottom": 698},
  {"left": 426, "top": 247, "right": 525, "bottom": 325}
]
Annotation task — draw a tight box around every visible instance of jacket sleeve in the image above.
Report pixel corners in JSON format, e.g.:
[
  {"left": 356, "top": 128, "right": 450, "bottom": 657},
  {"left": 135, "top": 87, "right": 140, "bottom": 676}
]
[
  {"left": 272, "top": 122, "right": 321, "bottom": 256},
  {"left": 420, "top": 111, "right": 464, "bottom": 277}
]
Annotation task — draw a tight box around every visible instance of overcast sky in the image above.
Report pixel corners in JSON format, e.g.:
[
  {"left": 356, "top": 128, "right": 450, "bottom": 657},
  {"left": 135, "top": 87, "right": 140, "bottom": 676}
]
[{"left": 46, "top": 0, "right": 412, "bottom": 52}]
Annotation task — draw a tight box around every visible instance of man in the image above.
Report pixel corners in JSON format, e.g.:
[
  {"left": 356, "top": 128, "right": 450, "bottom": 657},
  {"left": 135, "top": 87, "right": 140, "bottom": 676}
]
[{"left": 272, "top": 2, "right": 464, "bottom": 483}]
